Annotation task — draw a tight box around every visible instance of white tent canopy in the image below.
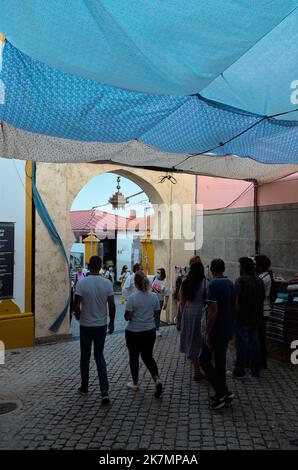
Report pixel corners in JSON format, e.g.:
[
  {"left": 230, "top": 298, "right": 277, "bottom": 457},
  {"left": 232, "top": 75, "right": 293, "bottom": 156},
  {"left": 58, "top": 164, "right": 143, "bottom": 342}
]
[{"left": 1, "top": 122, "right": 297, "bottom": 184}]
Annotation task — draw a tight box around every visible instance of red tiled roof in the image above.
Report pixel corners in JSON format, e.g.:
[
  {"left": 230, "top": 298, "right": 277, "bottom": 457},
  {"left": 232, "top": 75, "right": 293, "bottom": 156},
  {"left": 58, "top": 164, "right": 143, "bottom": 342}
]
[{"left": 70, "top": 210, "right": 152, "bottom": 237}]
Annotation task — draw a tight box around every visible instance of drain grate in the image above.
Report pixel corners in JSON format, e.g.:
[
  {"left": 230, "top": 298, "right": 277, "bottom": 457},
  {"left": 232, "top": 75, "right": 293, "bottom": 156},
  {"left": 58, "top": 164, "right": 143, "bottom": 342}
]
[{"left": 0, "top": 402, "right": 18, "bottom": 415}]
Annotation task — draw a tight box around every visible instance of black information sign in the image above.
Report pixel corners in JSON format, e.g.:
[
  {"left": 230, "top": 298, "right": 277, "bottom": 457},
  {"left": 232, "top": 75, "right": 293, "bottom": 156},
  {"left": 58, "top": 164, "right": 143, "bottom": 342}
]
[{"left": 0, "top": 222, "right": 15, "bottom": 299}]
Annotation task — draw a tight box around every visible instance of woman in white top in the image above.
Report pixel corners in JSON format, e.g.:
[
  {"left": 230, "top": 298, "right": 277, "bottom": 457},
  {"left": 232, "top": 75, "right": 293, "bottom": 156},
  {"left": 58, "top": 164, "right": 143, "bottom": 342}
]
[
  {"left": 119, "top": 265, "right": 130, "bottom": 304},
  {"left": 125, "top": 271, "right": 163, "bottom": 398},
  {"left": 122, "top": 263, "right": 143, "bottom": 300},
  {"left": 151, "top": 268, "right": 171, "bottom": 337}
]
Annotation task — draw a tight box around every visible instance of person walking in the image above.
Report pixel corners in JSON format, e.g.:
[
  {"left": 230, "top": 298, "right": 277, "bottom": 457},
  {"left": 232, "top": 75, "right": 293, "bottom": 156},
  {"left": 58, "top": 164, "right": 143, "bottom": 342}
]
[
  {"left": 255, "top": 255, "right": 273, "bottom": 368},
  {"left": 234, "top": 257, "right": 265, "bottom": 378},
  {"left": 74, "top": 255, "right": 116, "bottom": 405},
  {"left": 199, "top": 259, "right": 236, "bottom": 410},
  {"left": 124, "top": 271, "right": 163, "bottom": 398},
  {"left": 151, "top": 268, "right": 171, "bottom": 337},
  {"left": 82, "top": 263, "right": 89, "bottom": 276},
  {"left": 180, "top": 261, "right": 208, "bottom": 381},
  {"left": 74, "top": 265, "right": 85, "bottom": 285},
  {"left": 176, "top": 255, "right": 202, "bottom": 330},
  {"left": 119, "top": 265, "right": 130, "bottom": 305},
  {"left": 122, "top": 263, "right": 143, "bottom": 300}
]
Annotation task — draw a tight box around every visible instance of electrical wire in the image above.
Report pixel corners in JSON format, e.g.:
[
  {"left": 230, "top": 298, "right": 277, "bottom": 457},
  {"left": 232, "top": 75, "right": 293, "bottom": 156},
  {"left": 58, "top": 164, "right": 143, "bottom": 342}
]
[{"left": 203, "top": 183, "right": 254, "bottom": 211}]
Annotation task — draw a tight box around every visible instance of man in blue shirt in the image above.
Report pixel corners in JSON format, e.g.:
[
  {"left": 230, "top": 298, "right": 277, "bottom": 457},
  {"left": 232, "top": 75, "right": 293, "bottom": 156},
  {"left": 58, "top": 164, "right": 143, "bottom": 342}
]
[{"left": 199, "top": 258, "right": 236, "bottom": 410}]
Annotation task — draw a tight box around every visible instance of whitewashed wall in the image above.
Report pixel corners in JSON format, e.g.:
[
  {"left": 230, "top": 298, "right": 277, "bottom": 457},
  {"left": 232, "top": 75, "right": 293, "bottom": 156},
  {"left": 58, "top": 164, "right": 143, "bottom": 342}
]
[
  {"left": 70, "top": 242, "right": 85, "bottom": 269},
  {"left": 0, "top": 158, "right": 26, "bottom": 311}
]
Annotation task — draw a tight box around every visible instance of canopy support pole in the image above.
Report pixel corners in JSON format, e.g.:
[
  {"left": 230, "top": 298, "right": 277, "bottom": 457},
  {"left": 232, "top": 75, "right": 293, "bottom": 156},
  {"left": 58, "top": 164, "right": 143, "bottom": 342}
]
[{"left": 253, "top": 179, "right": 260, "bottom": 255}]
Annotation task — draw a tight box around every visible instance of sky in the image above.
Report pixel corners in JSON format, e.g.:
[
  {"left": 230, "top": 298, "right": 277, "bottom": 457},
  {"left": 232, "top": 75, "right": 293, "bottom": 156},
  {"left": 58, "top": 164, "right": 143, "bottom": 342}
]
[{"left": 71, "top": 172, "right": 152, "bottom": 217}]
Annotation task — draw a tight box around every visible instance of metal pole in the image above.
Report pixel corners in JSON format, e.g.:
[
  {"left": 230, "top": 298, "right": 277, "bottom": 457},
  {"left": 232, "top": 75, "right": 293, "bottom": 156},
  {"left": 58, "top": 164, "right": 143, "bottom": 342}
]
[{"left": 253, "top": 179, "right": 260, "bottom": 255}]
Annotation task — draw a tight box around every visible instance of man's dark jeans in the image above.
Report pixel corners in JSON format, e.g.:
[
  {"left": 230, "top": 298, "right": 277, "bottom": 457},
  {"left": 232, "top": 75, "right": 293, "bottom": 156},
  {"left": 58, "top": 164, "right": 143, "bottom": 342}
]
[
  {"left": 234, "top": 320, "right": 260, "bottom": 376},
  {"left": 80, "top": 325, "right": 108, "bottom": 392},
  {"left": 199, "top": 340, "right": 229, "bottom": 399}
]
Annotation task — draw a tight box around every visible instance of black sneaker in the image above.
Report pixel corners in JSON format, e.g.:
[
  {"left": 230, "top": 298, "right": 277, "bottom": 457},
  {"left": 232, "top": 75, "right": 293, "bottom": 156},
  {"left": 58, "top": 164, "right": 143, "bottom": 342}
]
[
  {"left": 78, "top": 387, "right": 88, "bottom": 396},
  {"left": 233, "top": 372, "right": 245, "bottom": 379},
  {"left": 250, "top": 370, "right": 260, "bottom": 378},
  {"left": 209, "top": 391, "right": 235, "bottom": 402},
  {"left": 101, "top": 391, "right": 110, "bottom": 405},
  {"left": 210, "top": 395, "right": 227, "bottom": 410},
  {"left": 154, "top": 382, "right": 163, "bottom": 398}
]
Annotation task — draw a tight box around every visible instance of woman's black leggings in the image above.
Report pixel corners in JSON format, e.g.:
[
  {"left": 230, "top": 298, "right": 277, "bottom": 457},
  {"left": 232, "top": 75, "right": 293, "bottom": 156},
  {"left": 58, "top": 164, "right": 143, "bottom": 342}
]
[{"left": 125, "top": 328, "right": 159, "bottom": 383}]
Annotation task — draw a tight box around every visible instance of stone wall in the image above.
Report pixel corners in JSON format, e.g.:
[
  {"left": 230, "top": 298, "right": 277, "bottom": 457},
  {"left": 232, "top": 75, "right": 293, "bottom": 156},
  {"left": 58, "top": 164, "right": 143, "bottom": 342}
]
[{"left": 198, "top": 203, "right": 298, "bottom": 281}]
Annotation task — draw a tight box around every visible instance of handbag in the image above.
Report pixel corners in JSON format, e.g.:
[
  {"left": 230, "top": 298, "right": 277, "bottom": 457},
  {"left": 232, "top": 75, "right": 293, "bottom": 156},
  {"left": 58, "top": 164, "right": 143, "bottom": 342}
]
[{"left": 200, "top": 279, "right": 209, "bottom": 335}]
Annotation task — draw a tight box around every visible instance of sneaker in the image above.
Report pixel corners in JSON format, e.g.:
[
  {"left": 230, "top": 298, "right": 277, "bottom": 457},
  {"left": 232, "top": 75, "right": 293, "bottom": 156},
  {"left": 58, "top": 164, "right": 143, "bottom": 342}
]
[
  {"left": 127, "top": 382, "right": 140, "bottom": 391},
  {"left": 101, "top": 391, "right": 110, "bottom": 405},
  {"left": 78, "top": 387, "right": 88, "bottom": 396},
  {"left": 209, "top": 391, "right": 235, "bottom": 402},
  {"left": 210, "top": 395, "right": 227, "bottom": 410},
  {"left": 156, "top": 330, "right": 162, "bottom": 337},
  {"left": 193, "top": 372, "right": 205, "bottom": 382},
  {"left": 250, "top": 370, "right": 260, "bottom": 378},
  {"left": 154, "top": 382, "right": 163, "bottom": 398}
]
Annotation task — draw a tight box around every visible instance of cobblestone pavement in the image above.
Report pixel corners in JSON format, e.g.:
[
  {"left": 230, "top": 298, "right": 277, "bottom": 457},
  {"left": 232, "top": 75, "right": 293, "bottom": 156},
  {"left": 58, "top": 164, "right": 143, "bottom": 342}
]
[{"left": 0, "top": 326, "right": 297, "bottom": 450}]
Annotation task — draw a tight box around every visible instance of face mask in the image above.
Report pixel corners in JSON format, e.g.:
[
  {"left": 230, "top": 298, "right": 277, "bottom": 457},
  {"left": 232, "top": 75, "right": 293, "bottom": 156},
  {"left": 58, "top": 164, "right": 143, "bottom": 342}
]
[{"left": 156, "top": 273, "right": 161, "bottom": 280}]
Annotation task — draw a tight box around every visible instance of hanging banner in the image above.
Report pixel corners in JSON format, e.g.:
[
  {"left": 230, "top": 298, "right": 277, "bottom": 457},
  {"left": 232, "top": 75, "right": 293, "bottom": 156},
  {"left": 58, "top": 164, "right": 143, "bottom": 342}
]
[{"left": 0, "top": 222, "right": 14, "bottom": 299}]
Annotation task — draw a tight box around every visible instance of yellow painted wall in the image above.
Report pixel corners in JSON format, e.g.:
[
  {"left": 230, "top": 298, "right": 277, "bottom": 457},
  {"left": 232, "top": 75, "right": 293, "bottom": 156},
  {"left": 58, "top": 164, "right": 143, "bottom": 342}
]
[{"left": 0, "top": 161, "right": 34, "bottom": 349}]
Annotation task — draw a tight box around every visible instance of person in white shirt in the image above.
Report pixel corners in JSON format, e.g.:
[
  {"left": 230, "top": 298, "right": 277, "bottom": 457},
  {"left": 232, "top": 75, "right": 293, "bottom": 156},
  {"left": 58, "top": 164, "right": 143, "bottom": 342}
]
[
  {"left": 119, "top": 265, "right": 130, "bottom": 304},
  {"left": 122, "top": 263, "right": 143, "bottom": 300},
  {"left": 255, "top": 255, "right": 272, "bottom": 369},
  {"left": 124, "top": 271, "right": 163, "bottom": 398},
  {"left": 74, "top": 256, "right": 115, "bottom": 405},
  {"left": 82, "top": 263, "right": 89, "bottom": 276},
  {"left": 151, "top": 268, "right": 171, "bottom": 337}
]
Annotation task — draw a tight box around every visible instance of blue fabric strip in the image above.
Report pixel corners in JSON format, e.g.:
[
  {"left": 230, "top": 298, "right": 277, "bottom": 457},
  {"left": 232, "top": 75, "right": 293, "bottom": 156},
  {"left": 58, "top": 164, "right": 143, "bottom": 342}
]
[{"left": 31, "top": 163, "right": 70, "bottom": 333}]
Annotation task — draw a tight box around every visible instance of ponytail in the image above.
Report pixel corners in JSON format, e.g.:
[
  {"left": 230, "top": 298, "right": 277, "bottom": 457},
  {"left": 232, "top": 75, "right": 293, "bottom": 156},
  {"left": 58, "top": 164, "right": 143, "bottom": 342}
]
[{"left": 134, "top": 271, "right": 149, "bottom": 292}]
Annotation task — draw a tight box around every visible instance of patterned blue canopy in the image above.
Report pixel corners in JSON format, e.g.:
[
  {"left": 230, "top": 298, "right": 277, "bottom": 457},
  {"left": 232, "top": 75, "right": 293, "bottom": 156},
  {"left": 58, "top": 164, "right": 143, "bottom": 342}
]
[{"left": 0, "top": 1, "right": 298, "bottom": 177}]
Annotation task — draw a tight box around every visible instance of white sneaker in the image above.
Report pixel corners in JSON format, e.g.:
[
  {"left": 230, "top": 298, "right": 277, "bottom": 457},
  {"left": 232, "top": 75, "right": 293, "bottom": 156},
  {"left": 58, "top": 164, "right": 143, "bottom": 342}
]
[
  {"left": 156, "top": 330, "right": 162, "bottom": 337},
  {"left": 127, "top": 382, "right": 139, "bottom": 391}
]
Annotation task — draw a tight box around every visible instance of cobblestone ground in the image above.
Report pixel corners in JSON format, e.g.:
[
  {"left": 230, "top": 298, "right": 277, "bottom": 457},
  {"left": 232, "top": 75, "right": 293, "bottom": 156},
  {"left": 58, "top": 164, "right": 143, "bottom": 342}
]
[{"left": 0, "top": 326, "right": 297, "bottom": 450}]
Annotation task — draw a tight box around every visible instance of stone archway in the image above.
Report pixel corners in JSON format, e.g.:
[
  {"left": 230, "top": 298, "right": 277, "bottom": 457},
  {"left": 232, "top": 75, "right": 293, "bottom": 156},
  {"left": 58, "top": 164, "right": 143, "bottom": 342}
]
[{"left": 35, "top": 162, "right": 195, "bottom": 340}]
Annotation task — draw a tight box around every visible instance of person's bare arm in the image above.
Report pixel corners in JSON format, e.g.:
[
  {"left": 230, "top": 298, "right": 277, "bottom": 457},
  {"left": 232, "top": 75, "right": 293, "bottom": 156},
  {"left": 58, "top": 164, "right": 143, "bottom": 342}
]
[
  {"left": 154, "top": 309, "right": 160, "bottom": 319},
  {"left": 74, "top": 294, "right": 82, "bottom": 321},
  {"left": 124, "top": 310, "right": 133, "bottom": 321},
  {"left": 204, "top": 302, "right": 218, "bottom": 348},
  {"left": 178, "top": 286, "right": 186, "bottom": 311},
  {"left": 163, "top": 295, "right": 170, "bottom": 309},
  {"left": 107, "top": 295, "right": 115, "bottom": 334}
]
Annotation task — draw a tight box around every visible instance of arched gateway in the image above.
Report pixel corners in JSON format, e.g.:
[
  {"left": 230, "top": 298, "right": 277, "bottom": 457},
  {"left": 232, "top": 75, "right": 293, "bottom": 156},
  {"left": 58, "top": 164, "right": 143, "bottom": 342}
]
[{"left": 34, "top": 162, "right": 196, "bottom": 341}]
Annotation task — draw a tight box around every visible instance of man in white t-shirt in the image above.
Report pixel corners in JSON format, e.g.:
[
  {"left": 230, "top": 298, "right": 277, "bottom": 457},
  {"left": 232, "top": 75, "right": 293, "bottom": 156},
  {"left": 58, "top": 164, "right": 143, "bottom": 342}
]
[
  {"left": 74, "top": 256, "right": 115, "bottom": 405},
  {"left": 122, "top": 263, "right": 143, "bottom": 300}
]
